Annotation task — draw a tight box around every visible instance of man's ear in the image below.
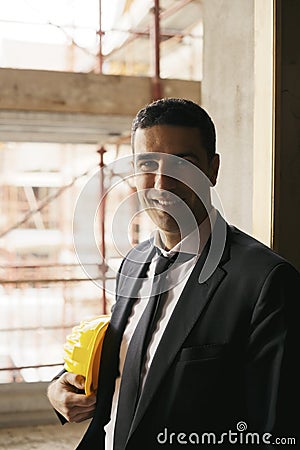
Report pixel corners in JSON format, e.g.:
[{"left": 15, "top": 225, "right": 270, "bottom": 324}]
[{"left": 209, "top": 154, "right": 220, "bottom": 186}]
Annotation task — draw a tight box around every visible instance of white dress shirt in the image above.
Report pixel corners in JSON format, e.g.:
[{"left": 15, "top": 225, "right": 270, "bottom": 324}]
[{"left": 104, "top": 210, "right": 215, "bottom": 449}]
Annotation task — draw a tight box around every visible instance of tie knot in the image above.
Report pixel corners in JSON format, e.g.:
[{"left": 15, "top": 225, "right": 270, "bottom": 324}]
[{"left": 154, "top": 252, "right": 178, "bottom": 275}]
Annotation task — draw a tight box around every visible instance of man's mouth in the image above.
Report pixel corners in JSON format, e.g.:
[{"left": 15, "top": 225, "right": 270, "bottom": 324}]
[
  {"left": 142, "top": 190, "right": 186, "bottom": 209},
  {"left": 152, "top": 199, "right": 180, "bottom": 207}
]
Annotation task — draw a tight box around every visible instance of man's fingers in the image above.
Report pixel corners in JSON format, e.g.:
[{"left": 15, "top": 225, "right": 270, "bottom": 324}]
[
  {"left": 72, "top": 411, "right": 95, "bottom": 423},
  {"left": 58, "top": 397, "right": 96, "bottom": 422},
  {"left": 65, "top": 392, "right": 96, "bottom": 408},
  {"left": 67, "top": 405, "right": 96, "bottom": 423},
  {"left": 61, "top": 372, "right": 86, "bottom": 391}
]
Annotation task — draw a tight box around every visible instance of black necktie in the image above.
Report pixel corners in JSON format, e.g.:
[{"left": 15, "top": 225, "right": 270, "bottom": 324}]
[{"left": 113, "top": 251, "right": 178, "bottom": 450}]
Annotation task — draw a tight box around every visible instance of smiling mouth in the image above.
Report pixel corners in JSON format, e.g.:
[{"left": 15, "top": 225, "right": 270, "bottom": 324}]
[
  {"left": 147, "top": 197, "right": 187, "bottom": 210},
  {"left": 152, "top": 199, "right": 180, "bottom": 207}
]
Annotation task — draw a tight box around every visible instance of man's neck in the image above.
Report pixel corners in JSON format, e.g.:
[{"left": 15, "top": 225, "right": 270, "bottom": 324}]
[{"left": 160, "top": 231, "right": 182, "bottom": 251}]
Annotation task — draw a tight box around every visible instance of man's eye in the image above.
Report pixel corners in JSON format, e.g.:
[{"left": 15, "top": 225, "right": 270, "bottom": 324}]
[
  {"left": 170, "top": 158, "right": 190, "bottom": 169},
  {"left": 176, "top": 158, "right": 189, "bottom": 166},
  {"left": 136, "top": 161, "right": 159, "bottom": 172}
]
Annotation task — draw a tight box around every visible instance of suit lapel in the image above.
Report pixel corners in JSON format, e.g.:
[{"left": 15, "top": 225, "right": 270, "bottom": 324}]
[
  {"left": 117, "top": 240, "right": 156, "bottom": 300},
  {"left": 128, "top": 221, "right": 230, "bottom": 440}
]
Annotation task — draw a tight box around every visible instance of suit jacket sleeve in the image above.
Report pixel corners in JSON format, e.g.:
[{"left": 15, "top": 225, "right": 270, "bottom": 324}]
[{"left": 245, "top": 262, "right": 299, "bottom": 440}]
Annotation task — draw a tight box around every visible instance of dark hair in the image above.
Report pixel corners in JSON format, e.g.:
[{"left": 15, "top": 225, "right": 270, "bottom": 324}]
[{"left": 131, "top": 98, "right": 216, "bottom": 161}]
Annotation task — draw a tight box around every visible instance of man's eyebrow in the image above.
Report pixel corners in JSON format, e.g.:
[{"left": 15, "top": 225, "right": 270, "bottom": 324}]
[
  {"left": 134, "top": 153, "right": 160, "bottom": 161},
  {"left": 175, "top": 152, "right": 198, "bottom": 159},
  {"left": 134, "top": 152, "right": 198, "bottom": 161}
]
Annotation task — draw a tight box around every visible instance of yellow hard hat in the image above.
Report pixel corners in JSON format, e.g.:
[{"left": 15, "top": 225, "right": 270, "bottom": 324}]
[{"left": 63, "top": 315, "right": 110, "bottom": 396}]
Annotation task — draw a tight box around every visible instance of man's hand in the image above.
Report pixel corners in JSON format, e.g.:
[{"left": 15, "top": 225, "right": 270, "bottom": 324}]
[{"left": 47, "top": 372, "right": 96, "bottom": 423}]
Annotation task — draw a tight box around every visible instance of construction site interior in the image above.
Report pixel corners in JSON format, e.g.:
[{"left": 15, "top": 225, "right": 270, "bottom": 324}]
[{"left": 0, "top": 0, "right": 299, "bottom": 448}]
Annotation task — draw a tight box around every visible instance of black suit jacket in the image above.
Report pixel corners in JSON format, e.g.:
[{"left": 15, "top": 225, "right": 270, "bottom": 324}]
[{"left": 76, "top": 215, "right": 300, "bottom": 449}]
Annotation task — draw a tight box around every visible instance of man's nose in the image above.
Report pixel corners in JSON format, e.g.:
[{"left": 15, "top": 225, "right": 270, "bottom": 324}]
[{"left": 154, "top": 162, "right": 176, "bottom": 190}]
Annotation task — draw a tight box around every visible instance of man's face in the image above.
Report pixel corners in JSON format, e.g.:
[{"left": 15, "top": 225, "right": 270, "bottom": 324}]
[{"left": 133, "top": 125, "right": 219, "bottom": 237}]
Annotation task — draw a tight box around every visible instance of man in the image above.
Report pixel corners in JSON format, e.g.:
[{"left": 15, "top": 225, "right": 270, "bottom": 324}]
[{"left": 48, "top": 98, "right": 299, "bottom": 449}]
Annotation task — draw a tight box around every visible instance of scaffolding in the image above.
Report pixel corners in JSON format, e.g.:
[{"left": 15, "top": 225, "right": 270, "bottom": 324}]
[{"left": 0, "top": 0, "right": 203, "bottom": 383}]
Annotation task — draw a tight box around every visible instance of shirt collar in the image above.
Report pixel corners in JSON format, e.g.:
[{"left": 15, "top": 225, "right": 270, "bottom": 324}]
[{"left": 153, "top": 207, "right": 217, "bottom": 257}]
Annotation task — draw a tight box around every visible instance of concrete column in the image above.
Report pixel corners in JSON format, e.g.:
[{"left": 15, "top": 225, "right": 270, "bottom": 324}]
[
  {"left": 201, "top": 0, "right": 275, "bottom": 247},
  {"left": 252, "top": 1, "right": 274, "bottom": 246},
  {"left": 201, "top": 0, "right": 255, "bottom": 236}
]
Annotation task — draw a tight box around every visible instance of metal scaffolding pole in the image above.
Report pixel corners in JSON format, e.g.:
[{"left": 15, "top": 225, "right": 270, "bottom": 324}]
[
  {"left": 98, "top": 0, "right": 104, "bottom": 74},
  {"left": 97, "top": 146, "right": 107, "bottom": 313},
  {"left": 151, "top": 0, "right": 162, "bottom": 100}
]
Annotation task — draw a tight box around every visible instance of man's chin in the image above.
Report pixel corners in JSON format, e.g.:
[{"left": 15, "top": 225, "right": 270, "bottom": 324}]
[
  {"left": 149, "top": 211, "right": 196, "bottom": 235},
  {"left": 148, "top": 211, "right": 179, "bottom": 232}
]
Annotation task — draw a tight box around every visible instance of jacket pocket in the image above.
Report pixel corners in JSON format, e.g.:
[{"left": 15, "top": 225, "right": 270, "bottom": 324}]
[{"left": 178, "top": 343, "right": 227, "bottom": 362}]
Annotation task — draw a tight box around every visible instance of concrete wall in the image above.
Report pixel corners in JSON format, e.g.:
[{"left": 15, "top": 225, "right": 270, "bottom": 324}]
[
  {"left": 201, "top": 0, "right": 299, "bottom": 269},
  {"left": 0, "top": 382, "right": 57, "bottom": 428},
  {"left": 201, "top": 0, "right": 255, "bottom": 235}
]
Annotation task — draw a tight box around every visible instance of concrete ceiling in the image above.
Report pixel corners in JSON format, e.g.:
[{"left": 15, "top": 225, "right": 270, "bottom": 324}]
[{"left": 0, "top": 110, "right": 132, "bottom": 144}]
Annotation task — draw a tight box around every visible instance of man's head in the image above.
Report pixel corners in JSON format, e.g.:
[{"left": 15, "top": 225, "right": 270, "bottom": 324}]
[
  {"left": 131, "top": 98, "right": 220, "bottom": 249},
  {"left": 131, "top": 97, "right": 216, "bottom": 162}
]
